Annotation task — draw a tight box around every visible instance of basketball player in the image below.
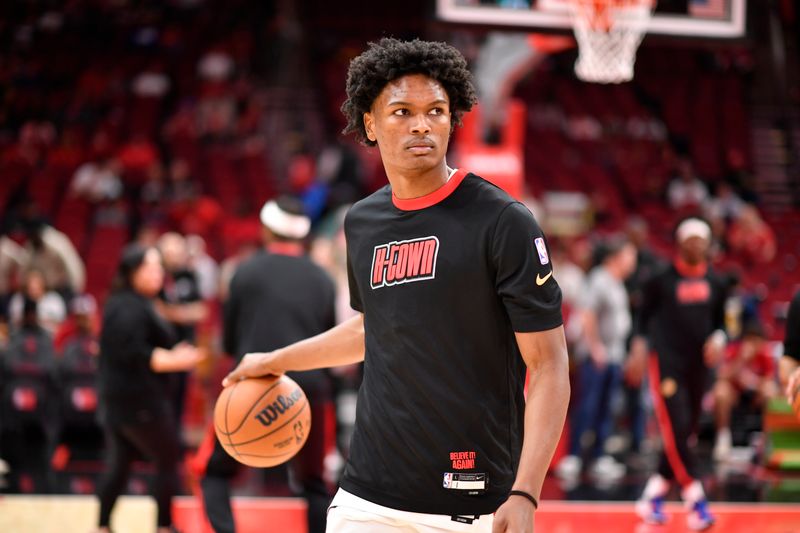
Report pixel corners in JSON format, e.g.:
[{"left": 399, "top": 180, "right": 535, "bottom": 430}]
[
  {"left": 779, "top": 290, "right": 800, "bottom": 403},
  {"left": 200, "top": 196, "right": 337, "bottom": 533},
  {"left": 627, "top": 217, "right": 728, "bottom": 531},
  {"left": 224, "top": 38, "right": 569, "bottom": 533}
]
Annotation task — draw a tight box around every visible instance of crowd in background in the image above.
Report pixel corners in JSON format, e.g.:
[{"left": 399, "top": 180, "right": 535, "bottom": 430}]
[{"left": 0, "top": 0, "right": 796, "bottom": 507}]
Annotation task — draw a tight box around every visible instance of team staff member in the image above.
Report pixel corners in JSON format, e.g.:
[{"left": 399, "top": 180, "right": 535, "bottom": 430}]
[
  {"left": 780, "top": 290, "right": 800, "bottom": 403},
  {"left": 224, "top": 38, "right": 569, "bottom": 533},
  {"left": 200, "top": 196, "right": 337, "bottom": 533},
  {"left": 628, "top": 218, "right": 728, "bottom": 531},
  {"left": 95, "top": 245, "right": 202, "bottom": 533}
]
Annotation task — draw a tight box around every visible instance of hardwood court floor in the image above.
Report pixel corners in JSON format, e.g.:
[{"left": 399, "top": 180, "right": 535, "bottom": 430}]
[{"left": 0, "top": 497, "right": 797, "bottom": 533}]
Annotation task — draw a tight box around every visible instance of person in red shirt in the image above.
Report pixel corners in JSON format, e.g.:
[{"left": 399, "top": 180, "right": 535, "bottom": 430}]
[
  {"left": 712, "top": 321, "right": 778, "bottom": 460},
  {"left": 726, "top": 205, "right": 776, "bottom": 264}
]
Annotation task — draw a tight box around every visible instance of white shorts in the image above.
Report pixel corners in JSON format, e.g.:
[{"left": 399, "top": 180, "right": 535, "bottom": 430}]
[{"left": 326, "top": 489, "right": 494, "bottom": 533}]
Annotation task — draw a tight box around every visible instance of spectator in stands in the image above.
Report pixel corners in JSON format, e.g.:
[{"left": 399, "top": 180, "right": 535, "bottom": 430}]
[
  {"left": 705, "top": 181, "right": 744, "bottom": 224},
  {"left": 556, "top": 236, "right": 637, "bottom": 481},
  {"left": 0, "top": 231, "right": 28, "bottom": 306},
  {"left": 167, "top": 162, "right": 223, "bottom": 236},
  {"left": 552, "top": 237, "right": 590, "bottom": 348},
  {"left": 95, "top": 244, "right": 203, "bottom": 533},
  {"left": 727, "top": 204, "right": 776, "bottom": 264},
  {"left": 7, "top": 269, "right": 66, "bottom": 334},
  {"left": 167, "top": 158, "right": 197, "bottom": 205},
  {"left": 69, "top": 156, "right": 123, "bottom": 204},
  {"left": 552, "top": 237, "right": 591, "bottom": 313},
  {"left": 186, "top": 234, "right": 219, "bottom": 301},
  {"left": 22, "top": 219, "right": 86, "bottom": 299},
  {"left": 703, "top": 207, "right": 727, "bottom": 262},
  {"left": 156, "top": 232, "right": 207, "bottom": 427},
  {"left": 667, "top": 158, "right": 708, "bottom": 211},
  {"left": 712, "top": 321, "right": 778, "bottom": 461},
  {"left": 53, "top": 294, "right": 99, "bottom": 354}
]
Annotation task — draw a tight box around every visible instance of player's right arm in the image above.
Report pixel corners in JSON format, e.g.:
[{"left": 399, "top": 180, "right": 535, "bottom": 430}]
[
  {"left": 625, "top": 270, "right": 660, "bottom": 385},
  {"left": 222, "top": 313, "right": 365, "bottom": 386}
]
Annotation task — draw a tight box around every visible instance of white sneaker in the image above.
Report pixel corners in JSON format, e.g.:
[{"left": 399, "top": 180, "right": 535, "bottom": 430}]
[
  {"left": 590, "top": 455, "right": 626, "bottom": 480},
  {"left": 555, "top": 455, "right": 582, "bottom": 479},
  {"left": 636, "top": 495, "right": 668, "bottom": 525},
  {"left": 636, "top": 474, "right": 671, "bottom": 525},
  {"left": 686, "top": 499, "right": 715, "bottom": 530},
  {"left": 712, "top": 429, "right": 732, "bottom": 462},
  {"left": 682, "top": 481, "right": 715, "bottom": 530}
]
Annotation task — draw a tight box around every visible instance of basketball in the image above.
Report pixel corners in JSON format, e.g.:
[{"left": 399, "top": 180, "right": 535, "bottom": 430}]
[{"left": 214, "top": 375, "right": 311, "bottom": 468}]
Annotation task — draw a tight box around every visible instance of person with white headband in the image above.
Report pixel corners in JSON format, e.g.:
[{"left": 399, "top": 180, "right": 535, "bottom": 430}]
[
  {"left": 199, "top": 195, "right": 337, "bottom": 533},
  {"left": 626, "top": 216, "right": 730, "bottom": 531}
]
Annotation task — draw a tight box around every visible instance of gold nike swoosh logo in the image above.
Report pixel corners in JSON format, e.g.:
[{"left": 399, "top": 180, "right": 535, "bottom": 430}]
[{"left": 535, "top": 271, "right": 553, "bottom": 286}]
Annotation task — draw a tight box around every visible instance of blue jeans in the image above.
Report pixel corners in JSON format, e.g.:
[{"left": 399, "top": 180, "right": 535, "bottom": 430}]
[{"left": 569, "top": 358, "right": 622, "bottom": 459}]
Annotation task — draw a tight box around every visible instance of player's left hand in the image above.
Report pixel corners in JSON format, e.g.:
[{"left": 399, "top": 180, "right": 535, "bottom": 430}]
[
  {"left": 492, "top": 497, "right": 535, "bottom": 533},
  {"left": 222, "top": 351, "right": 284, "bottom": 387}
]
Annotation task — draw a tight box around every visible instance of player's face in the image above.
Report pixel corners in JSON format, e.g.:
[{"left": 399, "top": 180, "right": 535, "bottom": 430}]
[
  {"left": 363, "top": 74, "right": 451, "bottom": 174},
  {"left": 679, "top": 236, "right": 709, "bottom": 264},
  {"left": 132, "top": 248, "right": 165, "bottom": 297}
]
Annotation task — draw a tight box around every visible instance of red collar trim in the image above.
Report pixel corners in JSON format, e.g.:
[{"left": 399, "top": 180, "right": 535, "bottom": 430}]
[
  {"left": 267, "top": 242, "right": 304, "bottom": 257},
  {"left": 674, "top": 257, "right": 707, "bottom": 278},
  {"left": 391, "top": 169, "right": 468, "bottom": 211}
]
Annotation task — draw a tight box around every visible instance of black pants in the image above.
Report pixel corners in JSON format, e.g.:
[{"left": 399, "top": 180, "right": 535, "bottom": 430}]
[
  {"left": 96, "top": 418, "right": 181, "bottom": 528},
  {"left": 648, "top": 354, "right": 707, "bottom": 487},
  {"left": 200, "top": 399, "right": 334, "bottom": 533}
]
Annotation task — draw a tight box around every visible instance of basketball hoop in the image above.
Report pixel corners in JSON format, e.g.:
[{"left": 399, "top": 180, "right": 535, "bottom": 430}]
[{"left": 566, "top": 0, "right": 655, "bottom": 84}]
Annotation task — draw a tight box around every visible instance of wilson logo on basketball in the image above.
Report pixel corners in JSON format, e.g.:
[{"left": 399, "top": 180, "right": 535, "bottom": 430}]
[
  {"left": 254, "top": 389, "right": 304, "bottom": 427},
  {"left": 371, "top": 236, "right": 439, "bottom": 289}
]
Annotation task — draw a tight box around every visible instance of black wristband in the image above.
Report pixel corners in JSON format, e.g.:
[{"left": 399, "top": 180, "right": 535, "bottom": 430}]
[{"left": 508, "top": 490, "right": 539, "bottom": 510}]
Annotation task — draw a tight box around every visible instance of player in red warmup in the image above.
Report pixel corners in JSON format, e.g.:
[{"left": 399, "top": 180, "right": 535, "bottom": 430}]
[
  {"left": 627, "top": 218, "right": 730, "bottom": 531},
  {"left": 224, "top": 38, "right": 569, "bottom": 533}
]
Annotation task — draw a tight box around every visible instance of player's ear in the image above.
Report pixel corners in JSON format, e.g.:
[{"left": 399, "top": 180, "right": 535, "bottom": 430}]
[{"left": 363, "top": 112, "right": 376, "bottom": 143}]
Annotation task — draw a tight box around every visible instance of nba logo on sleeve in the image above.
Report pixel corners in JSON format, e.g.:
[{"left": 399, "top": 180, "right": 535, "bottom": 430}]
[{"left": 534, "top": 237, "right": 549, "bottom": 265}]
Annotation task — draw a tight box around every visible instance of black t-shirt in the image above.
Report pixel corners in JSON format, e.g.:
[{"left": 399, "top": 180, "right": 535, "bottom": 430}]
[
  {"left": 635, "top": 261, "right": 728, "bottom": 369},
  {"left": 159, "top": 268, "right": 202, "bottom": 342},
  {"left": 784, "top": 290, "right": 800, "bottom": 362},
  {"left": 341, "top": 169, "right": 563, "bottom": 515},
  {"left": 98, "top": 289, "right": 177, "bottom": 425},
  {"left": 224, "top": 248, "right": 337, "bottom": 397}
]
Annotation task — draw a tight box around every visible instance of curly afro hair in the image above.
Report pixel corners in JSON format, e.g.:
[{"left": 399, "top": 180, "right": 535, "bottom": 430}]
[{"left": 341, "top": 38, "right": 478, "bottom": 146}]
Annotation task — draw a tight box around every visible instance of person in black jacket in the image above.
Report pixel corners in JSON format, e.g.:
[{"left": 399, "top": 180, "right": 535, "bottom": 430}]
[
  {"left": 199, "top": 196, "right": 337, "bottom": 533},
  {"left": 95, "top": 244, "right": 202, "bottom": 533}
]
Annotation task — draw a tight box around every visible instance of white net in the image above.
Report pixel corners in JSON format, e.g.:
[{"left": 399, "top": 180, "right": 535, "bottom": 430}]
[{"left": 567, "top": 0, "right": 654, "bottom": 84}]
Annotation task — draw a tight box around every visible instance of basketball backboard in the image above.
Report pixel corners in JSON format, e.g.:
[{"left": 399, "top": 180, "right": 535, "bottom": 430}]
[{"left": 437, "top": 0, "right": 747, "bottom": 38}]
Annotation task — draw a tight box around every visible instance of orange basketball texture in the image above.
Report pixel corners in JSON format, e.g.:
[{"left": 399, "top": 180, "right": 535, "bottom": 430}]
[{"left": 214, "top": 375, "right": 311, "bottom": 467}]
